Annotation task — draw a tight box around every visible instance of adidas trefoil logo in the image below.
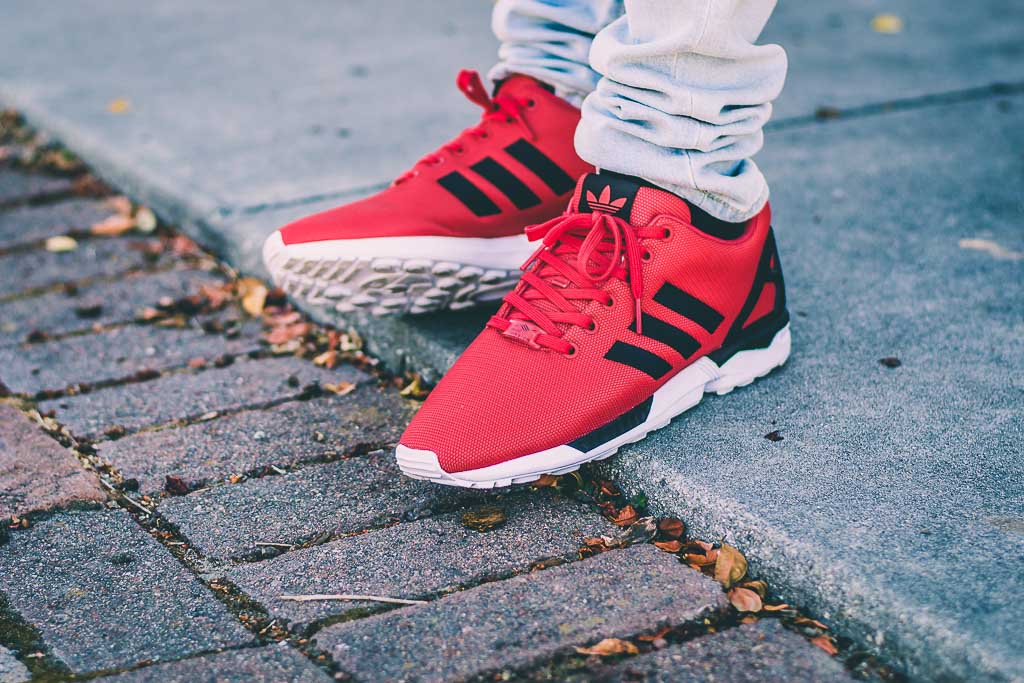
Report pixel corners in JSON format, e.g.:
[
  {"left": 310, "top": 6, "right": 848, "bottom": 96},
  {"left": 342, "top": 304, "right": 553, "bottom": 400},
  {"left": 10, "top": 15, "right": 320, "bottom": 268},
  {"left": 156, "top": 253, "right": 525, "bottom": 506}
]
[{"left": 586, "top": 185, "right": 628, "bottom": 214}]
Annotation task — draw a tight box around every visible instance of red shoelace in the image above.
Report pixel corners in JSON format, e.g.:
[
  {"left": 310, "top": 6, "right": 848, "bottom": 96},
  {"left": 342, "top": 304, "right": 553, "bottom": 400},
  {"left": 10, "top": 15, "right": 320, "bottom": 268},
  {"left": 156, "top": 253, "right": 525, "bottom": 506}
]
[
  {"left": 394, "top": 70, "right": 534, "bottom": 185},
  {"left": 488, "top": 211, "right": 666, "bottom": 355}
]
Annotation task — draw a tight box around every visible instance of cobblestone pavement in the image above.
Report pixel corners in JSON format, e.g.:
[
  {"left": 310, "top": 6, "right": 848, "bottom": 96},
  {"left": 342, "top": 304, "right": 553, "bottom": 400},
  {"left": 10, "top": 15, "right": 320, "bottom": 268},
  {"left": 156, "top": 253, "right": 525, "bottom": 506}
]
[{"left": 0, "top": 147, "right": 862, "bottom": 681}]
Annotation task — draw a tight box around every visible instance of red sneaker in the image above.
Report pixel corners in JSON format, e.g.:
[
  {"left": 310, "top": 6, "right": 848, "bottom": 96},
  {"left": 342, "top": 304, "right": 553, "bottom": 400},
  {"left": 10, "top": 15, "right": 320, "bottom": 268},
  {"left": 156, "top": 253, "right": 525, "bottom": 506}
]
[
  {"left": 397, "top": 172, "right": 791, "bottom": 488},
  {"left": 263, "top": 70, "right": 591, "bottom": 317}
]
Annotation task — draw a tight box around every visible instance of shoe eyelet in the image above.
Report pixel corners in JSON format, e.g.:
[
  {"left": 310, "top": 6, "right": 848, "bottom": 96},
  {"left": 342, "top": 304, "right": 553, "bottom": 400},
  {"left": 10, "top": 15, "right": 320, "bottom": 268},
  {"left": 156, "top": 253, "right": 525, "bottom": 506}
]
[
  {"left": 506, "top": 116, "right": 515, "bottom": 123},
  {"left": 584, "top": 320, "right": 597, "bottom": 333},
  {"left": 527, "top": 99, "right": 536, "bottom": 108},
  {"left": 642, "top": 250, "right": 652, "bottom": 261},
  {"left": 480, "top": 132, "right": 489, "bottom": 139},
  {"left": 602, "top": 296, "right": 614, "bottom": 309},
  {"left": 564, "top": 345, "right": 578, "bottom": 358},
  {"left": 662, "top": 228, "right": 673, "bottom": 240}
]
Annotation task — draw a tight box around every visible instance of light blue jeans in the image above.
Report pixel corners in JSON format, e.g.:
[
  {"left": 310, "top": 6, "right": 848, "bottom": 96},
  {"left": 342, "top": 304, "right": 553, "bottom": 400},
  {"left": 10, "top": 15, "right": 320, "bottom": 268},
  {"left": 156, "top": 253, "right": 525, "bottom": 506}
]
[{"left": 490, "top": 0, "right": 786, "bottom": 222}]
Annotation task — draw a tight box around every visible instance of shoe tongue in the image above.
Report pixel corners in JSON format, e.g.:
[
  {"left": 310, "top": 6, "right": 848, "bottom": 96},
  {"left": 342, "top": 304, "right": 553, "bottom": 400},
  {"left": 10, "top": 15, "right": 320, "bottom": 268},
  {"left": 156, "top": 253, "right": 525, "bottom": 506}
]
[{"left": 572, "top": 172, "right": 692, "bottom": 226}]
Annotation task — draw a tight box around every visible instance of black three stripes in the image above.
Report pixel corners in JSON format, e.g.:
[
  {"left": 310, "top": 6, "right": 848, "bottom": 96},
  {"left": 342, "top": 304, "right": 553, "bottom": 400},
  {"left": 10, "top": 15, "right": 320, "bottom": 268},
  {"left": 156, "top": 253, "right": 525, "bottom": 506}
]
[
  {"left": 605, "top": 283, "right": 724, "bottom": 380},
  {"left": 437, "top": 139, "right": 575, "bottom": 216}
]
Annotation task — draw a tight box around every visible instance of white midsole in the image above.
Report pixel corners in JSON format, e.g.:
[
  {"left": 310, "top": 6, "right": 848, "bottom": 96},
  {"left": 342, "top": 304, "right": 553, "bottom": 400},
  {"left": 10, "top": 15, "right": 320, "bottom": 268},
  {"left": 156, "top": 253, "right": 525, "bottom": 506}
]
[
  {"left": 397, "top": 324, "right": 792, "bottom": 487},
  {"left": 265, "top": 232, "right": 534, "bottom": 272}
]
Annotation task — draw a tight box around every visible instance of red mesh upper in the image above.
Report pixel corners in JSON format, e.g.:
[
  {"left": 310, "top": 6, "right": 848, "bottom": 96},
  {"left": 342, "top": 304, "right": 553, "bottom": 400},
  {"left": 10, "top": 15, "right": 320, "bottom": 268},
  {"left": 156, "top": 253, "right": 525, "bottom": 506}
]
[
  {"left": 400, "top": 178, "right": 774, "bottom": 473},
  {"left": 279, "top": 75, "right": 591, "bottom": 244}
]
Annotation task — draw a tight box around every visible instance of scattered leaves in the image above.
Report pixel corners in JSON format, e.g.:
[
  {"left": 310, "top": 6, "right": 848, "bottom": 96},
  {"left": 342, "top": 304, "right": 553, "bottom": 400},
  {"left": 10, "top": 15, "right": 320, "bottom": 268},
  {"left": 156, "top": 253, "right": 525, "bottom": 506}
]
[
  {"left": 657, "top": 517, "right": 685, "bottom": 539},
  {"left": 323, "top": 381, "right": 356, "bottom": 396},
  {"left": 461, "top": 506, "right": 507, "bottom": 532},
  {"left": 811, "top": 634, "right": 839, "bottom": 656},
  {"left": 610, "top": 504, "right": 638, "bottom": 527},
  {"left": 45, "top": 235, "right": 78, "bottom": 252},
  {"left": 653, "top": 540, "right": 682, "bottom": 553},
  {"left": 714, "top": 543, "right": 748, "bottom": 589},
  {"left": 237, "top": 277, "right": 269, "bottom": 317},
  {"left": 399, "top": 374, "right": 428, "bottom": 399},
  {"left": 533, "top": 474, "right": 560, "bottom": 488},
  {"left": 90, "top": 213, "right": 136, "bottom": 236},
  {"left": 313, "top": 350, "right": 339, "bottom": 369},
  {"left": 574, "top": 638, "right": 638, "bottom": 657},
  {"left": 728, "top": 586, "right": 763, "bottom": 612}
]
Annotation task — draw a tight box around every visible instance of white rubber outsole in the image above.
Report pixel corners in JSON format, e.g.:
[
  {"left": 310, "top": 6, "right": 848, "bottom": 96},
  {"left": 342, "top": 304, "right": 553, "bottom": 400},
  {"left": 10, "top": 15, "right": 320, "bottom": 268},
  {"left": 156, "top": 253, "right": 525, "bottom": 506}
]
[
  {"left": 396, "top": 324, "right": 792, "bottom": 488},
  {"left": 262, "top": 231, "right": 535, "bottom": 317}
]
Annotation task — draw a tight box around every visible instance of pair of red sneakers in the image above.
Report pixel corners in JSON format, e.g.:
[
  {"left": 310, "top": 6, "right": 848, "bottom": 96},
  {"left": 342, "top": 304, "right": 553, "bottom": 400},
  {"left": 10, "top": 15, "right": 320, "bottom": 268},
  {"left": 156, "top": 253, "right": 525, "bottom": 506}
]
[{"left": 264, "top": 71, "right": 790, "bottom": 488}]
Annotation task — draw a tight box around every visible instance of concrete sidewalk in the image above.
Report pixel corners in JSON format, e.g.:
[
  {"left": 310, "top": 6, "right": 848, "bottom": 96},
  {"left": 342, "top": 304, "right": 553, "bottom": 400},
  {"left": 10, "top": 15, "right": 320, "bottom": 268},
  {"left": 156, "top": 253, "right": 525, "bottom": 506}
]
[{"left": 1, "top": 1, "right": 1022, "bottom": 680}]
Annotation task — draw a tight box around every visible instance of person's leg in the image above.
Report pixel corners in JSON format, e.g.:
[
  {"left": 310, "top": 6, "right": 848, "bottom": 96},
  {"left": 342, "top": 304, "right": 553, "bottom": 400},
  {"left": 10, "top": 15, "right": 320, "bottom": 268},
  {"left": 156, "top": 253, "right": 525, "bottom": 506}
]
[
  {"left": 575, "top": 0, "right": 786, "bottom": 222},
  {"left": 489, "top": 0, "right": 624, "bottom": 106}
]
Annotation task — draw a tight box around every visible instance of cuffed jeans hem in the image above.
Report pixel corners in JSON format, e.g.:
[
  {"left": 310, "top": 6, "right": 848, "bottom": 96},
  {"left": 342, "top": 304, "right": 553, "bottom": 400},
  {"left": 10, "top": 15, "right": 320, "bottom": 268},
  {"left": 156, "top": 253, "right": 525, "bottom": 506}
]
[{"left": 488, "top": 63, "right": 590, "bottom": 107}]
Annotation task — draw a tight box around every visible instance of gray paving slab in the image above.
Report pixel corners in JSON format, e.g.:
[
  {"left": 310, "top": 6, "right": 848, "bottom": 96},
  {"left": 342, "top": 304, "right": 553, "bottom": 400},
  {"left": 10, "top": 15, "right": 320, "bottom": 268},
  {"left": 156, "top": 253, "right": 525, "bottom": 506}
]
[
  {"left": 0, "top": 267, "right": 224, "bottom": 347},
  {"left": 0, "top": 508, "right": 252, "bottom": 674},
  {"left": 92, "top": 644, "right": 331, "bottom": 683},
  {"left": 227, "top": 491, "right": 612, "bottom": 631},
  {"left": 159, "top": 452, "right": 481, "bottom": 560},
  {"left": 37, "top": 355, "right": 362, "bottom": 439},
  {"left": 0, "top": 403, "right": 105, "bottom": 517},
  {"left": 566, "top": 620, "right": 853, "bottom": 682},
  {"left": 315, "top": 544, "right": 727, "bottom": 682},
  {"left": 98, "top": 387, "right": 414, "bottom": 495},
  {"left": 601, "top": 95, "right": 1024, "bottom": 683},
  {"left": 0, "top": 236, "right": 164, "bottom": 297},
  {"left": 0, "top": 320, "right": 261, "bottom": 396},
  {"left": 0, "top": 197, "right": 115, "bottom": 250},
  {"left": 0, "top": 167, "right": 74, "bottom": 207},
  {"left": 0, "top": 646, "right": 29, "bottom": 683}
]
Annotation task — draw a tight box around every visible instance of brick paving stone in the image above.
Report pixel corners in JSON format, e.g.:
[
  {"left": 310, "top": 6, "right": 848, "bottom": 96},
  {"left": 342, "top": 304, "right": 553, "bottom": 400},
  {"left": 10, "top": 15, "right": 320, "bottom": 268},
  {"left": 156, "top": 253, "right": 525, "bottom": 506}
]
[
  {"left": 0, "top": 320, "right": 262, "bottom": 396},
  {"left": 0, "top": 646, "right": 29, "bottom": 683},
  {"left": 0, "top": 167, "right": 74, "bottom": 207},
  {"left": 0, "top": 267, "right": 224, "bottom": 347},
  {"left": 159, "top": 452, "right": 479, "bottom": 560},
  {"left": 99, "top": 387, "right": 414, "bottom": 494},
  {"left": 316, "top": 544, "right": 727, "bottom": 682},
  {"left": 0, "top": 509, "right": 252, "bottom": 674},
  {"left": 0, "top": 403, "right": 104, "bottom": 517},
  {"left": 37, "top": 355, "right": 360, "bottom": 439},
  {"left": 0, "top": 236, "right": 165, "bottom": 297},
  {"left": 228, "top": 491, "right": 613, "bottom": 632},
  {"left": 566, "top": 620, "right": 855, "bottom": 682},
  {"left": 92, "top": 644, "right": 331, "bottom": 683},
  {"left": 0, "top": 197, "right": 115, "bottom": 250}
]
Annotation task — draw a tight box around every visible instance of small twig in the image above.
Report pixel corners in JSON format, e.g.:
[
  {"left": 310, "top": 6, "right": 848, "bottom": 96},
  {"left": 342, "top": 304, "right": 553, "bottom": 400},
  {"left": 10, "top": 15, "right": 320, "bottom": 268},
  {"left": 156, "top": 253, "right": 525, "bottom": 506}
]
[
  {"left": 255, "top": 541, "right": 292, "bottom": 549},
  {"left": 269, "top": 464, "right": 287, "bottom": 475},
  {"left": 259, "top": 619, "right": 278, "bottom": 635},
  {"left": 279, "top": 593, "right": 428, "bottom": 606}
]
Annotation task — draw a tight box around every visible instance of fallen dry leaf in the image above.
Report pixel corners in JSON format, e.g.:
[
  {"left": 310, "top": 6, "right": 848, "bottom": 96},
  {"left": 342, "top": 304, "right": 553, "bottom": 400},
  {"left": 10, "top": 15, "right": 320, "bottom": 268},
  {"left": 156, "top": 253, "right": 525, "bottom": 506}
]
[
  {"left": 263, "top": 322, "right": 310, "bottom": 345},
  {"left": 323, "top": 382, "right": 356, "bottom": 396},
  {"left": 811, "top": 635, "right": 839, "bottom": 656},
  {"left": 636, "top": 625, "right": 672, "bottom": 642},
  {"left": 741, "top": 579, "right": 768, "bottom": 599},
  {"left": 714, "top": 543, "right": 748, "bottom": 589},
  {"left": 728, "top": 587, "right": 763, "bottom": 612},
  {"left": 533, "top": 474, "right": 559, "bottom": 488},
  {"left": 610, "top": 504, "right": 638, "bottom": 527},
  {"left": 794, "top": 616, "right": 829, "bottom": 630},
  {"left": 313, "top": 350, "right": 339, "bottom": 369},
  {"left": 104, "top": 196, "right": 133, "bottom": 215},
  {"left": 237, "top": 277, "right": 269, "bottom": 316},
  {"left": 871, "top": 13, "right": 903, "bottom": 34},
  {"left": 44, "top": 235, "right": 77, "bottom": 252},
  {"left": 134, "top": 207, "right": 158, "bottom": 232},
  {"left": 654, "top": 540, "right": 683, "bottom": 553},
  {"left": 90, "top": 213, "right": 136, "bottom": 236},
  {"left": 461, "top": 506, "right": 507, "bottom": 532},
  {"left": 657, "top": 517, "right": 685, "bottom": 539},
  {"left": 399, "top": 374, "right": 428, "bottom": 399},
  {"left": 574, "top": 638, "right": 638, "bottom": 657},
  {"left": 761, "top": 603, "right": 790, "bottom": 612}
]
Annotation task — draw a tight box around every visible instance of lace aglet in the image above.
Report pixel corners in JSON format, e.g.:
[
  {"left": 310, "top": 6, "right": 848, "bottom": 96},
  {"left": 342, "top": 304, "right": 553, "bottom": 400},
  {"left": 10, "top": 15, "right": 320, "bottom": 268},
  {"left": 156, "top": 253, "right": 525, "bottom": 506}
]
[{"left": 635, "top": 299, "right": 643, "bottom": 335}]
